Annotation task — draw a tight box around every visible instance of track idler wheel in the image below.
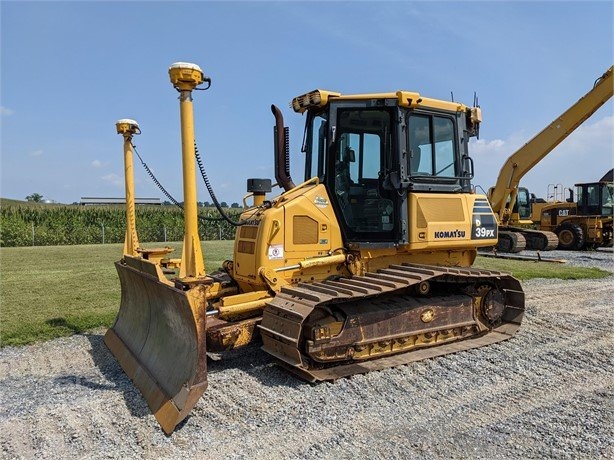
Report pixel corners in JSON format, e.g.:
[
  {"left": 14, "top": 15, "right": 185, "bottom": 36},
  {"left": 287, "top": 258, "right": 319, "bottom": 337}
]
[
  {"left": 479, "top": 286, "right": 506, "bottom": 325},
  {"left": 417, "top": 281, "right": 431, "bottom": 295}
]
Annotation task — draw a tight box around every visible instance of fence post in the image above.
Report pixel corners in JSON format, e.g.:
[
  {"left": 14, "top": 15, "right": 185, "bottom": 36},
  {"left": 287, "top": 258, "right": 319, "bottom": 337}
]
[
  {"left": 218, "top": 225, "right": 222, "bottom": 240},
  {"left": 102, "top": 223, "right": 105, "bottom": 244},
  {"left": 31, "top": 222, "right": 35, "bottom": 246},
  {"left": 164, "top": 226, "right": 167, "bottom": 242}
]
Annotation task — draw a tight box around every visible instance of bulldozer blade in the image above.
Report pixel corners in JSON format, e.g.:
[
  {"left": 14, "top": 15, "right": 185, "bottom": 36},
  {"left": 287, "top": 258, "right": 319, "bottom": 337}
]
[{"left": 104, "top": 259, "right": 208, "bottom": 434}]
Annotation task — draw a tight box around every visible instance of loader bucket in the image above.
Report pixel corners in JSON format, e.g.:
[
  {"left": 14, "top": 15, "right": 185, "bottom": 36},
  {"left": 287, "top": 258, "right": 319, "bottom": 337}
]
[{"left": 104, "top": 257, "right": 208, "bottom": 434}]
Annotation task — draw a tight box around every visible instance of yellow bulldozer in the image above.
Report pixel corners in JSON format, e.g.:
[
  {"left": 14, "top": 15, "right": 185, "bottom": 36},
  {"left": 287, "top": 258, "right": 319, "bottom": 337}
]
[{"left": 105, "top": 62, "right": 524, "bottom": 434}]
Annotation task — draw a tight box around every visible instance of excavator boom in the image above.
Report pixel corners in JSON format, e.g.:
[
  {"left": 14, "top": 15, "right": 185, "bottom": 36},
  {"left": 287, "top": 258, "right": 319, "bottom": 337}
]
[{"left": 489, "top": 66, "right": 613, "bottom": 225}]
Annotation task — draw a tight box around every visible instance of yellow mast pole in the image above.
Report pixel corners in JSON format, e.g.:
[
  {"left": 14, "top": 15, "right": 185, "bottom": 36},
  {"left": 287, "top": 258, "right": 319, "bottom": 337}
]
[
  {"left": 169, "top": 62, "right": 206, "bottom": 278},
  {"left": 116, "top": 119, "right": 141, "bottom": 257}
]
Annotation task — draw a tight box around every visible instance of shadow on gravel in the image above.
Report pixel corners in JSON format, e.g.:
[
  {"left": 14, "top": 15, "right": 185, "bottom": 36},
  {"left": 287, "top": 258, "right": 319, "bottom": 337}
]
[
  {"left": 46, "top": 317, "right": 310, "bottom": 422},
  {"left": 46, "top": 318, "right": 150, "bottom": 419},
  {"left": 207, "top": 340, "right": 309, "bottom": 391}
]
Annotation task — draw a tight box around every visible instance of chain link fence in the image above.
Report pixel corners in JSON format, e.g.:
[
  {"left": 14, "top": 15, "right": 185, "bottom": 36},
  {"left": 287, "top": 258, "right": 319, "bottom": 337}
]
[
  {"left": 0, "top": 222, "right": 237, "bottom": 247},
  {"left": 0, "top": 206, "right": 240, "bottom": 247}
]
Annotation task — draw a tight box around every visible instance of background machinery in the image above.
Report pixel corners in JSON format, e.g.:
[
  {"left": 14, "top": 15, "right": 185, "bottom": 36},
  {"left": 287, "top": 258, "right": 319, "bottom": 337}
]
[
  {"left": 487, "top": 66, "right": 613, "bottom": 252},
  {"left": 533, "top": 169, "right": 613, "bottom": 249},
  {"left": 105, "top": 62, "right": 524, "bottom": 434}
]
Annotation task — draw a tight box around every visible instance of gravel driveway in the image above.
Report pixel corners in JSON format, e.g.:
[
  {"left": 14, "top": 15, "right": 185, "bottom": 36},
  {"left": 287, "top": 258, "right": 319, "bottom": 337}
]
[{"left": 1, "top": 249, "right": 612, "bottom": 459}]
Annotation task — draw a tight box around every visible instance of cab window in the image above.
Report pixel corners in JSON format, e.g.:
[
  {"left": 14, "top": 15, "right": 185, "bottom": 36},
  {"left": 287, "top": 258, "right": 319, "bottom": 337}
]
[
  {"left": 408, "top": 114, "right": 457, "bottom": 178},
  {"left": 517, "top": 188, "right": 531, "bottom": 219},
  {"left": 304, "top": 112, "right": 327, "bottom": 181}
]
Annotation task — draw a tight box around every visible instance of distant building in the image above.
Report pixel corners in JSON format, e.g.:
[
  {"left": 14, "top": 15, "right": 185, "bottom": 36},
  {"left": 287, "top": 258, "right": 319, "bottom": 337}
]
[{"left": 79, "top": 197, "right": 161, "bottom": 206}]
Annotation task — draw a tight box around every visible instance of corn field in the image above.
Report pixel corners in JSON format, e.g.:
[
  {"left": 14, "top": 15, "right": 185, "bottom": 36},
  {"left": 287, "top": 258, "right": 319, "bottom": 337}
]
[{"left": 0, "top": 204, "right": 241, "bottom": 247}]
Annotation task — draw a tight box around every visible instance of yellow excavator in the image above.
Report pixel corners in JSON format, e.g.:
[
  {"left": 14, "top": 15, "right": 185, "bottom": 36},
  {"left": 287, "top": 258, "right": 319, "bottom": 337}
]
[
  {"left": 105, "top": 62, "right": 524, "bottom": 434},
  {"left": 488, "top": 66, "right": 613, "bottom": 252}
]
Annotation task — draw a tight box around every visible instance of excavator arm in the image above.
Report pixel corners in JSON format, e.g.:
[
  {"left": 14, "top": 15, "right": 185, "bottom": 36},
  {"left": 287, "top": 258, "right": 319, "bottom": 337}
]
[{"left": 489, "top": 66, "right": 613, "bottom": 225}]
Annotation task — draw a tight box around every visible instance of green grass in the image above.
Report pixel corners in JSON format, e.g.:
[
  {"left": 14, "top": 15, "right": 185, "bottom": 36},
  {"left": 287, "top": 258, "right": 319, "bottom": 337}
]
[
  {"left": 0, "top": 242, "right": 609, "bottom": 347},
  {"left": 473, "top": 256, "right": 611, "bottom": 280},
  {"left": 0, "top": 240, "right": 234, "bottom": 347}
]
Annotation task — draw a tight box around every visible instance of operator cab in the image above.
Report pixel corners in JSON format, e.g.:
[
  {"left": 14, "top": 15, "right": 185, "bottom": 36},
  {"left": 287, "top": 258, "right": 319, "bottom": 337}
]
[
  {"left": 296, "top": 90, "right": 479, "bottom": 245},
  {"left": 513, "top": 187, "right": 532, "bottom": 220},
  {"left": 575, "top": 181, "right": 614, "bottom": 216}
]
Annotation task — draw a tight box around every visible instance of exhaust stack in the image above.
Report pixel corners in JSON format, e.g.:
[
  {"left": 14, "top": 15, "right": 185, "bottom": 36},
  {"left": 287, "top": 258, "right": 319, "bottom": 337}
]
[{"left": 271, "top": 104, "right": 295, "bottom": 191}]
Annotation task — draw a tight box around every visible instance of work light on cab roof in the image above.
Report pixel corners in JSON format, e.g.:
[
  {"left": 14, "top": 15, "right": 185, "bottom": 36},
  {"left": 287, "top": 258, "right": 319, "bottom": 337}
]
[{"left": 291, "top": 89, "right": 341, "bottom": 113}]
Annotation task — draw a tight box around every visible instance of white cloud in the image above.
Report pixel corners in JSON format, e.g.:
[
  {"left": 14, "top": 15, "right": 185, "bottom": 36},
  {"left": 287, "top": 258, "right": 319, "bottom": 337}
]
[
  {"left": 469, "top": 138, "right": 506, "bottom": 156},
  {"left": 0, "top": 106, "right": 14, "bottom": 116},
  {"left": 101, "top": 173, "right": 123, "bottom": 187},
  {"left": 91, "top": 159, "right": 102, "bottom": 168},
  {"left": 29, "top": 149, "right": 43, "bottom": 157},
  {"left": 470, "top": 115, "right": 614, "bottom": 198}
]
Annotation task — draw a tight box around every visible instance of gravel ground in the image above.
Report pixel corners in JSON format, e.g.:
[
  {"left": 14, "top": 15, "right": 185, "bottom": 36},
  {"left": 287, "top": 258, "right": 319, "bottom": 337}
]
[
  {"left": 1, "top": 249, "right": 613, "bottom": 459},
  {"left": 520, "top": 247, "right": 614, "bottom": 271}
]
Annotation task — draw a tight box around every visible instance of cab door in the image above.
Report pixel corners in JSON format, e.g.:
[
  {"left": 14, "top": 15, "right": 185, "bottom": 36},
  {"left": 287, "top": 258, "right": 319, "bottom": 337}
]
[{"left": 327, "top": 103, "right": 399, "bottom": 244}]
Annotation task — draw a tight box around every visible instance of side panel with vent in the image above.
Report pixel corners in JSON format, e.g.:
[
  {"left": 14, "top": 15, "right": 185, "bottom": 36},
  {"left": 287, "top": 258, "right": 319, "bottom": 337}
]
[
  {"left": 283, "top": 195, "right": 335, "bottom": 259},
  {"left": 407, "top": 193, "right": 497, "bottom": 249},
  {"left": 293, "top": 215, "right": 319, "bottom": 245},
  {"left": 231, "top": 184, "right": 346, "bottom": 289}
]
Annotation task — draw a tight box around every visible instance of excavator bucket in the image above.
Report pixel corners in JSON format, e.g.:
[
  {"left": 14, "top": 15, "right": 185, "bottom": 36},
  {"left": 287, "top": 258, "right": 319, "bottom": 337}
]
[{"left": 104, "top": 256, "right": 208, "bottom": 434}]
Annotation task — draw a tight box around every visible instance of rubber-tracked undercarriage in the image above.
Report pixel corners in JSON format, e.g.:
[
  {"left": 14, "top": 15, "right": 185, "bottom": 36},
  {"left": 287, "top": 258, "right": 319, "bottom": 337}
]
[{"left": 105, "top": 62, "right": 525, "bottom": 434}]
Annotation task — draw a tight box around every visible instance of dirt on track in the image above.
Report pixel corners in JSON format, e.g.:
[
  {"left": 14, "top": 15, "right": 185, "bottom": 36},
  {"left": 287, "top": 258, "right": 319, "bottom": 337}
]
[{"left": 1, "top": 255, "right": 613, "bottom": 459}]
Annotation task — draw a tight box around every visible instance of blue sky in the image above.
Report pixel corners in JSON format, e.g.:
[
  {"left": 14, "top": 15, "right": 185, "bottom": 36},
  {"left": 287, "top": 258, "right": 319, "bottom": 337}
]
[{"left": 1, "top": 1, "right": 612, "bottom": 205}]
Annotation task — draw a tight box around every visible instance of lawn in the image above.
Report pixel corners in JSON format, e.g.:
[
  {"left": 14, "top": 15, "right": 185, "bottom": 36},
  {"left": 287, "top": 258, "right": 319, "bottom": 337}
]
[
  {"left": 473, "top": 255, "right": 610, "bottom": 280},
  {"left": 0, "top": 242, "right": 609, "bottom": 347},
  {"left": 0, "top": 240, "right": 234, "bottom": 347}
]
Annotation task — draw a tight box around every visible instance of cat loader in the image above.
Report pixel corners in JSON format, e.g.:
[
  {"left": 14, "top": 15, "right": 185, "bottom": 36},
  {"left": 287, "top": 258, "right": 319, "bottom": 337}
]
[
  {"left": 105, "top": 62, "right": 524, "bottom": 434},
  {"left": 535, "top": 170, "right": 613, "bottom": 249}
]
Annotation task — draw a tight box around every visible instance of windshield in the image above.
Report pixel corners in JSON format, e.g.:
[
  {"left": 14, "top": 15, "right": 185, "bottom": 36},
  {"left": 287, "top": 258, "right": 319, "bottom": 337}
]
[{"left": 408, "top": 113, "right": 457, "bottom": 178}]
